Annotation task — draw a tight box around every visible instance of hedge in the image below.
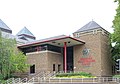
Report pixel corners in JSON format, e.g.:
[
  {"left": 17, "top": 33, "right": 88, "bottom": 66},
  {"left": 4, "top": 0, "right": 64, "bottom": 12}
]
[{"left": 56, "top": 72, "right": 92, "bottom": 77}]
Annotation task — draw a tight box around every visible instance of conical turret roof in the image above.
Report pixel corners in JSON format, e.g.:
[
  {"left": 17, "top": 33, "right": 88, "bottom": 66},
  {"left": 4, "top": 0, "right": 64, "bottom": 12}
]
[{"left": 75, "top": 21, "right": 102, "bottom": 33}]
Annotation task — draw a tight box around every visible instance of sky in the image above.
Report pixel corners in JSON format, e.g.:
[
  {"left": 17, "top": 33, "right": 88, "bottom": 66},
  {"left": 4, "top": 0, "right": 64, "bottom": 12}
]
[{"left": 0, "top": 0, "right": 117, "bottom": 40}]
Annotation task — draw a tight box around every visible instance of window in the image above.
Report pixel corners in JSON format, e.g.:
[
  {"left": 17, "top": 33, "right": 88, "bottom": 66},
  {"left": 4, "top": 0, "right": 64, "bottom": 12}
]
[
  {"left": 53, "top": 64, "right": 55, "bottom": 71},
  {"left": 21, "top": 44, "right": 62, "bottom": 54},
  {"left": 30, "top": 65, "right": 35, "bottom": 74},
  {"left": 47, "top": 44, "right": 61, "bottom": 53},
  {"left": 75, "top": 33, "right": 80, "bottom": 37},
  {"left": 58, "top": 64, "right": 61, "bottom": 72}
]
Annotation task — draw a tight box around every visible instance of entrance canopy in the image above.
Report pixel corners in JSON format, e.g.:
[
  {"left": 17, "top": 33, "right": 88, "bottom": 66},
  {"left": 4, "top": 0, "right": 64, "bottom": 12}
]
[{"left": 18, "top": 35, "right": 85, "bottom": 48}]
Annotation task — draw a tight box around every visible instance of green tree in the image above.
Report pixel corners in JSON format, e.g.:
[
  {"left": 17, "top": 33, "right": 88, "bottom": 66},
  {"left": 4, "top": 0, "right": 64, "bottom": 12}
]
[
  {"left": 112, "top": 0, "right": 120, "bottom": 61},
  {"left": 0, "top": 32, "right": 28, "bottom": 80}
]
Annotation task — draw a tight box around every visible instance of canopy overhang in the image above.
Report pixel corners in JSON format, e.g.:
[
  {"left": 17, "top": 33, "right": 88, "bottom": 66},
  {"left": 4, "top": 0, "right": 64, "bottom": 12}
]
[{"left": 18, "top": 36, "right": 85, "bottom": 48}]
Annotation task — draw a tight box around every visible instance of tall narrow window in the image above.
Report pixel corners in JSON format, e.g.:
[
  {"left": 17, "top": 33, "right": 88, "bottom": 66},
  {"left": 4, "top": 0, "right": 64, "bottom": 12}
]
[
  {"left": 30, "top": 65, "right": 35, "bottom": 74},
  {"left": 58, "top": 64, "right": 61, "bottom": 72},
  {"left": 53, "top": 64, "right": 55, "bottom": 71}
]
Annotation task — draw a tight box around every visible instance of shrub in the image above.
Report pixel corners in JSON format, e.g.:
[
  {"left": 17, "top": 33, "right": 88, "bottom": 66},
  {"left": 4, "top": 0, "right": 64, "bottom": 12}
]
[
  {"left": 113, "top": 75, "right": 120, "bottom": 78},
  {"left": 56, "top": 72, "right": 93, "bottom": 78},
  {"left": 0, "top": 74, "right": 3, "bottom": 80}
]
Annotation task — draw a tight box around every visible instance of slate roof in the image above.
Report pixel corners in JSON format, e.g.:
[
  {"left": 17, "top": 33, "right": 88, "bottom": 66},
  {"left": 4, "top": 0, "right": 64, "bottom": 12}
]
[
  {"left": 26, "top": 35, "right": 67, "bottom": 44},
  {"left": 35, "top": 35, "right": 67, "bottom": 43},
  {"left": 0, "top": 19, "right": 12, "bottom": 33},
  {"left": 74, "top": 21, "right": 102, "bottom": 33},
  {"left": 18, "top": 35, "right": 35, "bottom": 41},
  {"left": 16, "top": 27, "right": 35, "bottom": 37}
]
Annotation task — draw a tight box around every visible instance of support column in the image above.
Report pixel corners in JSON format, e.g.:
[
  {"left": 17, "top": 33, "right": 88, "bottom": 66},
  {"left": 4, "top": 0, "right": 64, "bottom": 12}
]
[{"left": 64, "top": 42, "right": 67, "bottom": 73}]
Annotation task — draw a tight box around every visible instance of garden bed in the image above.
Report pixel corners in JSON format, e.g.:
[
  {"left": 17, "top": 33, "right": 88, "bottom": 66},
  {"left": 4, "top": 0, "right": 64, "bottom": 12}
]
[{"left": 55, "top": 72, "right": 96, "bottom": 78}]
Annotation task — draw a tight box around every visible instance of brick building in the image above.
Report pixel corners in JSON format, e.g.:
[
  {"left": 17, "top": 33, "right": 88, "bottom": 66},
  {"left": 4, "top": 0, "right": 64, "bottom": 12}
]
[
  {"left": 0, "top": 19, "right": 112, "bottom": 76},
  {"left": 18, "top": 21, "right": 112, "bottom": 77}
]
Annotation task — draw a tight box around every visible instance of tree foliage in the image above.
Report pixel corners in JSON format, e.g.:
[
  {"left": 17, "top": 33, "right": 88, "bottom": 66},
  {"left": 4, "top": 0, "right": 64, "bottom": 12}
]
[
  {"left": 112, "top": 0, "right": 120, "bottom": 61},
  {"left": 0, "top": 32, "right": 28, "bottom": 80}
]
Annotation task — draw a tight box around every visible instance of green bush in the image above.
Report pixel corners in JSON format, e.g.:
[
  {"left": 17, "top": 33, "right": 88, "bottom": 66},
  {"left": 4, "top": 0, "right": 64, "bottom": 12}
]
[
  {"left": 113, "top": 75, "right": 120, "bottom": 78},
  {"left": 56, "top": 72, "right": 92, "bottom": 78},
  {"left": 0, "top": 74, "right": 3, "bottom": 80}
]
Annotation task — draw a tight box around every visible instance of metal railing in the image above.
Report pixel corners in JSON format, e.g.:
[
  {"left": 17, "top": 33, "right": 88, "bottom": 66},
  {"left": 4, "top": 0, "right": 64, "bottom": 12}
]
[
  {"left": 2, "top": 71, "right": 120, "bottom": 84},
  {"left": 4, "top": 77, "right": 120, "bottom": 84},
  {"left": 3, "top": 71, "right": 56, "bottom": 84}
]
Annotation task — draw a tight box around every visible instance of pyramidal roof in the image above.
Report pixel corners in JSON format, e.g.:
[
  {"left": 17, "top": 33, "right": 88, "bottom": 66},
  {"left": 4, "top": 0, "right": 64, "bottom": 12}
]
[
  {"left": 75, "top": 21, "right": 102, "bottom": 33},
  {"left": 0, "top": 19, "right": 12, "bottom": 31},
  {"left": 16, "top": 27, "right": 35, "bottom": 37}
]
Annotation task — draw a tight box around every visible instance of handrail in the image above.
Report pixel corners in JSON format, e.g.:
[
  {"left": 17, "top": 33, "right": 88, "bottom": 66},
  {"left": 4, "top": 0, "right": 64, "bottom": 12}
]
[
  {"left": 27, "top": 71, "right": 55, "bottom": 83},
  {"left": 45, "top": 77, "right": 120, "bottom": 83},
  {"left": 4, "top": 73, "right": 120, "bottom": 84}
]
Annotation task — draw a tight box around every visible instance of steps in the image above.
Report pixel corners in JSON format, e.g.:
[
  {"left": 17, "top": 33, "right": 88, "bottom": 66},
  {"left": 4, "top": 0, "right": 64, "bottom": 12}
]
[
  {"left": 27, "top": 71, "right": 57, "bottom": 83},
  {"left": 5, "top": 72, "right": 120, "bottom": 84}
]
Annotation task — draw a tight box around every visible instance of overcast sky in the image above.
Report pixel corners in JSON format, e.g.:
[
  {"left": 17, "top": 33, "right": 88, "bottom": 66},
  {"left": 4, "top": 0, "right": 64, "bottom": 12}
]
[{"left": 0, "top": 0, "right": 117, "bottom": 39}]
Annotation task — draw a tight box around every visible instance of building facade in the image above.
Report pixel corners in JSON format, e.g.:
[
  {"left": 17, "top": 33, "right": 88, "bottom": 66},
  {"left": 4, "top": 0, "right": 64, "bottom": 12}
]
[
  {"left": 18, "top": 21, "right": 112, "bottom": 77},
  {"left": 73, "top": 21, "right": 112, "bottom": 76},
  {"left": 0, "top": 19, "right": 112, "bottom": 77}
]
